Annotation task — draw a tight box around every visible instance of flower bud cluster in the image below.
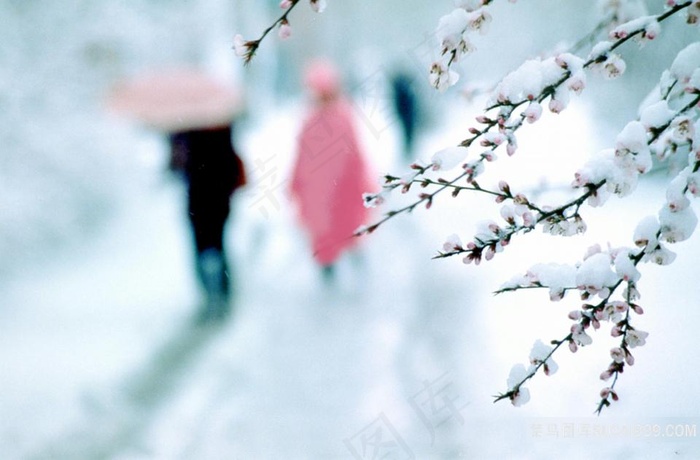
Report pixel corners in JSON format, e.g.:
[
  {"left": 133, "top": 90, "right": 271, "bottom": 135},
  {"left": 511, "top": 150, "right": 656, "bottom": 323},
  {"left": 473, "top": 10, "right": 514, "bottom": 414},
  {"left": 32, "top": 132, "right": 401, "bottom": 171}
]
[{"left": 430, "top": 1, "right": 495, "bottom": 91}]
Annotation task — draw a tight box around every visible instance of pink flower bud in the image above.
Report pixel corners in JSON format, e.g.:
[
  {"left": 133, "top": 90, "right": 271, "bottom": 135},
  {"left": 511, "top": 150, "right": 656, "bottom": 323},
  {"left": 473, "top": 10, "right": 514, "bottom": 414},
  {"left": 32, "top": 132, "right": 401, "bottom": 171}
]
[
  {"left": 600, "top": 370, "right": 613, "bottom": 381},
  {"left": 278, "top": 21, "right": 292, "bottom": 39},
  {"left": 568, "top": 340, "right": 578, "bottom": 353},
  {"left": 280, "top": 0, "right": 293, "bottom": 8}
]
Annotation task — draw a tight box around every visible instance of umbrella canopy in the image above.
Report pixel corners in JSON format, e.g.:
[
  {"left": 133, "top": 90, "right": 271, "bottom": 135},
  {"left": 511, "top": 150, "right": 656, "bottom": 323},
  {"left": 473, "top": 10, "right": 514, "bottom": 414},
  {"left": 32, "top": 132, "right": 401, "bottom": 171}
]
[{"left": 106, "top": 69, "right": 243, "bottom": 132}]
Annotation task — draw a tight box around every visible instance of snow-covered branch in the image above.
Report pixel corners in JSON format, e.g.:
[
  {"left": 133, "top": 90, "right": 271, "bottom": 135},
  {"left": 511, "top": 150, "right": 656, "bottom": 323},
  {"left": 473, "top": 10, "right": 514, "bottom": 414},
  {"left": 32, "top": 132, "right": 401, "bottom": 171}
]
[{"left": 239, "top": 0, "right": 700, "bottom": 414}]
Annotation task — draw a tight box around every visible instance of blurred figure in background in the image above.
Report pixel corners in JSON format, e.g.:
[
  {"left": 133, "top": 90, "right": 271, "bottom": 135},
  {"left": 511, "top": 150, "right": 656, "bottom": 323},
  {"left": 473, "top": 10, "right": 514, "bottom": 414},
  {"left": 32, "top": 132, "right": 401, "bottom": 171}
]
[
  {"left": 107, "top": 69, "right": 246, "bottom": 322},
  {"left": 389, "top": 70, "right": 419, "bottom": 160},
  {"left": 169, "top": 126, "right": 246, "bottom": 322},
  {"left": 289, "top": 59, "right": 375, "bottom": 284}
]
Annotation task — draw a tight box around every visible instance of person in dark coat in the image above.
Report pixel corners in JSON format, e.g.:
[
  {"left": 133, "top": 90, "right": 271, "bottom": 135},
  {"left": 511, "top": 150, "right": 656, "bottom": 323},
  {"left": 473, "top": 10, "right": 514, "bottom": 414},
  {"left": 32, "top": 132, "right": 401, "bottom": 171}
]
[
  {"left": 168, "top": 125, "right": 246, "bottom": 323},
  {"left": 390, "top": 71, "right": 419, "bottom": 160}
]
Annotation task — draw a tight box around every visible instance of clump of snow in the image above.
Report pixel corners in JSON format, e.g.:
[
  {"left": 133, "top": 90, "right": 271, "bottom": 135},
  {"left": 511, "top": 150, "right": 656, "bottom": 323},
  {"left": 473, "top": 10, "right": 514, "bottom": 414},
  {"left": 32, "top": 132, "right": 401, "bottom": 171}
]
[{"left": 670, "top": 42, "right": 700, "bottom": 83}]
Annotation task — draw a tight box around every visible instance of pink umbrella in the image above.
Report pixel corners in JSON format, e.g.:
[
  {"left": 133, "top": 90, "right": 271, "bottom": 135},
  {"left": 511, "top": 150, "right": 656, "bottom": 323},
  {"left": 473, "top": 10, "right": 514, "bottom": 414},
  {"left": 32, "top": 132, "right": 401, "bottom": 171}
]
[{"left": 106, "top": 68, "right": 243, "bottom": 132}]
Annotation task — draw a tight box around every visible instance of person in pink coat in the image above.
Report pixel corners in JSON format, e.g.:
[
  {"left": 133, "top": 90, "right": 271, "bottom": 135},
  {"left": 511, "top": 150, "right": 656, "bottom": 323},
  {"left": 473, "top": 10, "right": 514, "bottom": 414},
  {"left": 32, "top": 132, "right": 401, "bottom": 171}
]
[{"left": 290, "top": 59, "right": 375, "bottom": 282}]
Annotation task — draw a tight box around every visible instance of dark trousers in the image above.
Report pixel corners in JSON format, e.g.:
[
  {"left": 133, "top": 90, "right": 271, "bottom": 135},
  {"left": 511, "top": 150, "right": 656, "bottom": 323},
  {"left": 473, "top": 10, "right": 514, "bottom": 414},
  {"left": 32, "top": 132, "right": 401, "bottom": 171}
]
[{"left": 188, "top": 189, "right": 231, "bottom": 298}]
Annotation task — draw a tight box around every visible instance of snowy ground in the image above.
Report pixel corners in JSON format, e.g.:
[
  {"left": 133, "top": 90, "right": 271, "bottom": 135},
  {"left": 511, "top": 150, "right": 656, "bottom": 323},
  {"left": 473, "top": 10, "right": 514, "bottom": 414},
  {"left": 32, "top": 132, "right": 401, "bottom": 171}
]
[{"left": 2, "top": 100, "right": 700, "bottom": 459}]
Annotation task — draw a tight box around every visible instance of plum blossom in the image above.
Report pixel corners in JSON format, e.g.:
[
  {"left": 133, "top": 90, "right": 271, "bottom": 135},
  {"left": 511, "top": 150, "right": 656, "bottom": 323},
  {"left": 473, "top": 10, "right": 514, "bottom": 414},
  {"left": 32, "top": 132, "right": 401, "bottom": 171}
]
[
  {"left": 610, "top": 347, "right": 626, "bottom": 363},
  {"left": 602, "top": 54, "right": 627, "bottom": 79},
  {"left": 523, "top": 102, "right": 543, "bottom": 123},
  {"left": 633, "top": 215, "right": 660, "bottom": 247},
  {"left": 278, "top": 20, "right": 292, "bottom": 39},
  {"left": 688, "top": 2, "right": 700, "bottom": 24},
  {"left": 549, "top": 86, "right": 571, "bottom": 114},
  {"left": 443, "top": 233, "right": 463, "bottom": 252},
  {"left": 643, "top": 243, "right": 677, "bottom": 265},
  {"left": 506, "top": 364, "right": 532, "bottom": 407},
  {"left": 465, "top": 8, "right": 492, "bottom": 35},
  {"left": 596, "top": 301, "right": 629, "bottom": 323},
  {"left": 436, "top": 8, "right": 471, "bottom": 56},
  {"left": 432, "top": 146, "right": 469, "bottom": 171},
  {"left": 666, "top": 170, "right": 691, "bottom": 212},
  {"left": 529, "top": 340, "right": 559, "bottom": 375},
  {"left": 232, "top": 34, "right": 249, "bottom": 57},
  {"left": 614, "top": 249, "right": 641, "bottom": 282},
  {"left": 309, "top": 0, "right": 326, "bottom": 13},
  {"left": 571, "top": 323, "right": 593, "bottom": 346},
  {"left": 429, "top": 62, "right": 460, "bottom": 92},
  {"left": 625, "top": 329, "right": 649, "bottom": 348},
  {"left": 510, "top": 387, "right": 530, "bottom": 407},
  {"left": 659, "top": 205, "right": 698, "bottom": 243}
]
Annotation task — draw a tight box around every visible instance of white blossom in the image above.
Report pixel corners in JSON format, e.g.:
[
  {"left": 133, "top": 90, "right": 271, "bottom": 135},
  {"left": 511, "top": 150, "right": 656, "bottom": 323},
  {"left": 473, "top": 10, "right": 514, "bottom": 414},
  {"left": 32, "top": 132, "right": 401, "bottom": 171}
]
[
  {"left": 633, "top": 215, "right": 660, "bottom": 247},
  {"left": 614, "top": 249, "right": 641, "bottom": 282},
  {"left": 232, "top": 34, "right": 248, "bottom": 57},
  {"left": 625, "top": 329, "right": 649, "bottom": 348},
  {"left": 309, "top": 0, "right": 326, "bottom": 13},
  {"left": 529, "top": 340, "right": 559, "bottom": 375},
  {"left": 436, "top": 8, "right": 470, "bottom": 53},
  {"left": 466, "top": 8, "right": 492, "bottom": 35},
  {"left": 666, "top": 169, "right": 691, "bottom": 212},
  {"left": 510, "top": 387, "right": 530, "bottom": 407},
  {"left": 278, "top": 21, "right": 292, "bottom": 40},
  {"left": 429, "top": 62, "right": 460, "bottom": 92},
  {"left": 507, "top": 363, "right": 530, "bottom": 389},
  {"left": 432, "top": 146, "right": 468, "bottom": 171},
  {"left": 643, "top": 243, "right": 677, "bottom": 265},
  {"left": 443, "top": 233, "right": 463, "bottom": 252},
  {"left": 659, "top": 205, "right": 698, "bottom": 243},
  {"left": 571, "top": 323, "right": 593, "bottom": 346},
  {"left": 523, "top": 102, "right": 543, "bottom": 123},
  {"left": 610, "top": 347, "right": 626, "bottom": 364},
  {"left": 602, "top": 54, "right": 627, "bottom": 79}
]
